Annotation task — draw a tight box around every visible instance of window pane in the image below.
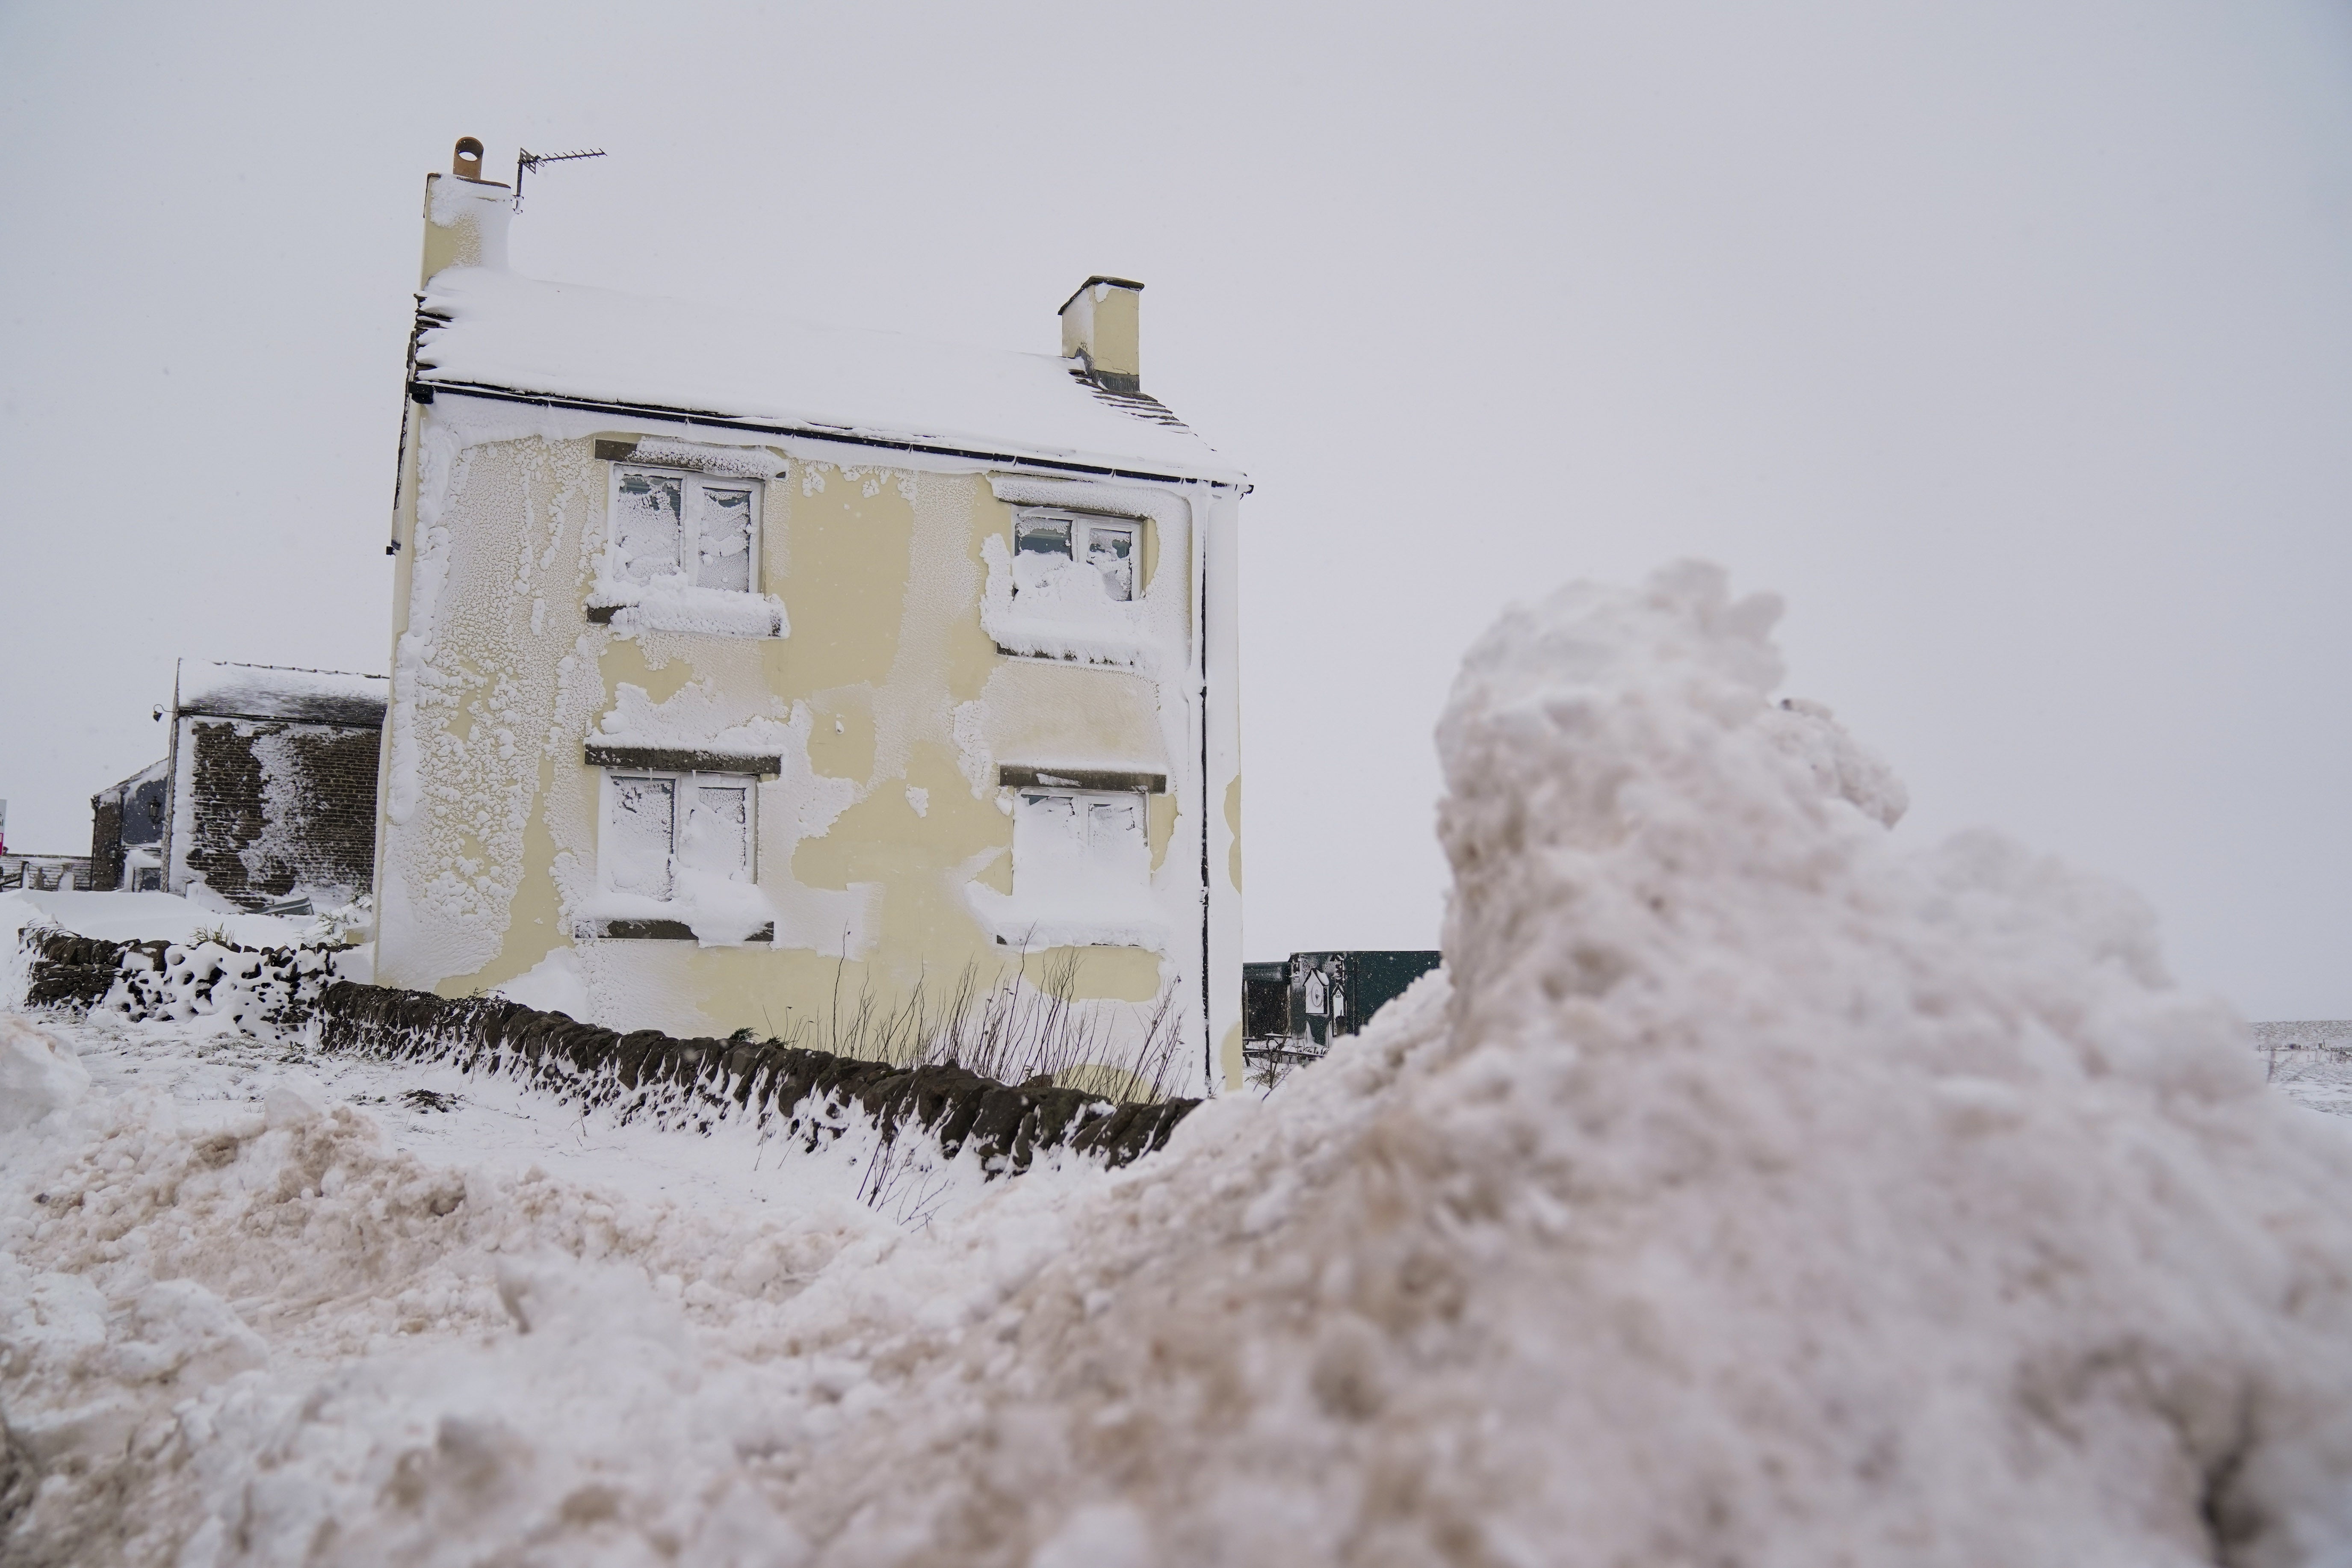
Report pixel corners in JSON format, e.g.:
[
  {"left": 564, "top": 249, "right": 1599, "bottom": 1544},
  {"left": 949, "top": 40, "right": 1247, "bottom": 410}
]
[
  {"left": 614, "top": 473, "right": 685, "bottom": 584},
  {"left": 607, "top": 777, "right": 674, "bottom": 897},
  {"left": 696, "top": 487, "right": 755, "bottom": 593},
  {"left": 1013, "top": 791, "right": 1084, "bottom": 887},
  {"left": 679, "top": 784, "right": 751, "bottom": 879},
  {"left": 1013, "top": 516, "right": 1073, "bottom": 597},
  {"left": 1084, "top": 524, "right": 1135, "bottom": 602},
  {"left": 1084, "top": 796, "right": 1147, "bottom": 881}
]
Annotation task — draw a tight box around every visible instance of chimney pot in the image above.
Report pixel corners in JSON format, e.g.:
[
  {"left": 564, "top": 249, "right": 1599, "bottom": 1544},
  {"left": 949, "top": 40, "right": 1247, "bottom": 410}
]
[
  {"left": 1059, "top": 277, "right": 1144, "bottom": 393},
  {"left": 452, "top": 137, "right": 486, "bottom": 180}
]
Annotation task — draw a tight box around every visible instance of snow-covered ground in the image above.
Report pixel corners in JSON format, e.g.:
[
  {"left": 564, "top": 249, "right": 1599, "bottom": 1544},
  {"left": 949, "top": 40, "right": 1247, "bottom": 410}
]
[
  {"left": 2260, "top": 1045, "right": 2352, "bottom": 1119},
  {"left": 0, "top": 890, "right": 315, "bottom": 953},
  {"left": 8, "top": 563, "right": 2352, "bottom": 1566}
]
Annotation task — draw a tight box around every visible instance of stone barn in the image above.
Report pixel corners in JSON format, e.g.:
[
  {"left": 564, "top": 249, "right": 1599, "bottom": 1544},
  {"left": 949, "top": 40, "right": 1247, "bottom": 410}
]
[{"left": 163, "top": 661, "right": 388, "bottom": 912}]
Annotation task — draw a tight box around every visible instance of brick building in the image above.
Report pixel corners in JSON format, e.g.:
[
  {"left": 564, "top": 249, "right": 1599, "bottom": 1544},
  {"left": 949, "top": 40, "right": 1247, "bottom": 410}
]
[{"left": 161, "top": 661, "right": 388, "bottom": 912}]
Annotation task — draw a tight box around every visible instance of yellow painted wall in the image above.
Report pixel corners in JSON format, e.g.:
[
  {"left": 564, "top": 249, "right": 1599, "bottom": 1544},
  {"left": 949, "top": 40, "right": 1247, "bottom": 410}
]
[{"left": 380, "top": 422, "right": 1198, "bottom": 1075}]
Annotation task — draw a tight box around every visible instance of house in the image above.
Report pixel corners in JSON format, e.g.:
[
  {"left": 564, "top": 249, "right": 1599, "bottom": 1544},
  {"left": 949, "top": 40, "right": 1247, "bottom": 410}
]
[
  {"left": 0, "top": 854, "right": 92, "bottom": 892},
  {"left": 375, "top": 139, "right": 1247, "bottom": 1096},
  {"left": 90, "top": 759, "right": 170, "bottom": 891},
  {"left": 159, "top": 661, "right": 387, "bottom": 912}
]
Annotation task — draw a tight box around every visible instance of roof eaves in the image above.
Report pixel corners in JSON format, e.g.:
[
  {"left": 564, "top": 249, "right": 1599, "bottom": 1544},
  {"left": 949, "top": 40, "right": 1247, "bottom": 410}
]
[
  {"left": 409, "top": 377, "right": 1251, "bottom": 490},
  {"left": 1058, "top": 275, "right": 1146, "bottom": 316}
]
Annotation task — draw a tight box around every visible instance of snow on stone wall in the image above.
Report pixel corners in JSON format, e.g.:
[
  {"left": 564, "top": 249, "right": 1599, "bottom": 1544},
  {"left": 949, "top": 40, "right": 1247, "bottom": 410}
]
[
  {"left": 18, "top": 928, "right": 354, "bottom": 1044},
  {"left": 381, "top": 408, "right": 616, "bottom": 987}
]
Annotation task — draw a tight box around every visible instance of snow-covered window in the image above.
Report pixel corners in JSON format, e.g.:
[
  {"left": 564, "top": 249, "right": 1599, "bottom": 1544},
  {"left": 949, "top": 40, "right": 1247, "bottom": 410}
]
[
  {"left": 609, "top": 467, "right": 761, "bottom": 594},
  {"left": 1012, "top": 788, "right": 1149, "bottom": 898},
  {"left": 601, "top": 771, "right": 756, "bottom": 901},
  {"left": 1012, "top": 511, "right": 1137, "bottom": 604}
]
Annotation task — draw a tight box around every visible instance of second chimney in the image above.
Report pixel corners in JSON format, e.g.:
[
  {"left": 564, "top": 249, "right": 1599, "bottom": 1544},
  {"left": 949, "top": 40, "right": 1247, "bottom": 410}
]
[{"left": 1059, "top": 277, "right": 1144, "bottom": 393}]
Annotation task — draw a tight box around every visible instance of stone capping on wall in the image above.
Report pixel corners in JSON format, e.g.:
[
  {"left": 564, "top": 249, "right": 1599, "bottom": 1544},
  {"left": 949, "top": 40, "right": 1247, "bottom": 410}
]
[
  {"left": 16, "top": 930, "right": 1198, "bottom": 1177},
  {"left": 583, "top": 741, "right": 785, "bottom": 776},
  {"left": 998, "top": 765, "right": 1168, "bottom": 794}
]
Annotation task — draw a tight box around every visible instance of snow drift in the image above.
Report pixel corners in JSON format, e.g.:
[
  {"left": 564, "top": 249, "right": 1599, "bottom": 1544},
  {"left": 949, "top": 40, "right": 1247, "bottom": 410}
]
[{"left": 6, "top": 562, "right": 2352, "bottom": 1566}]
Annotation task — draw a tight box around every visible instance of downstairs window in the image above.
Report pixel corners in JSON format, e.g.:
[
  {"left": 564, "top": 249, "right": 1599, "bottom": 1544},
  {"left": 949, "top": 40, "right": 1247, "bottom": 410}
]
[
  {"left": 1011, "top": 787, "right": 1149, "bottom": 898},
  {"left": 602, "top": 771, "right": 756, "bottom": 900}
]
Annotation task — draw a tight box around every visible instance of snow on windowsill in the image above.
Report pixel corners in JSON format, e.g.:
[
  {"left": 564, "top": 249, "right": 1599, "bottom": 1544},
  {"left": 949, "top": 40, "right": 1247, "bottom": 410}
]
[
  {"left": 979, "top": 535, "right": 1152, "bottom": 673},
  {"left": 586, "top": 578, "right": 788, "bottom": 639},
  {"left": 591, "top": 685, "right": 798, "bottom": 759},
  {"left": 965, "top": 884, "right": 1170, "bottom": 956},
  {"left": 580, "top": 872, "right": 777, "bottom": 948}
]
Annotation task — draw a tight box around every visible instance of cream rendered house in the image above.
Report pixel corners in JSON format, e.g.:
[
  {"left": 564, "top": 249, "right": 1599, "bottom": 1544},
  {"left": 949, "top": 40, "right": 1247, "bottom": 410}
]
[{"left": 375, "top": 140, "right": 1247, "bottom": 1095}]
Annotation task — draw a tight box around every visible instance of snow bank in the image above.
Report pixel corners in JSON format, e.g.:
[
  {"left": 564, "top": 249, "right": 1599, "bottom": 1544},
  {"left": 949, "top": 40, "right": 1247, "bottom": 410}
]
[
  {"left": 786, "top": 563, "right": 2352, "bottom": 1562},
  {"left": 0, "top": 1016, "right": 87, "bottom": 1131},
  {"left": 8, "top": 562, "right": 2352, "bottom": 1566},
  {"left": 0, "top": 890, "right": 311, "bottom": 953}
]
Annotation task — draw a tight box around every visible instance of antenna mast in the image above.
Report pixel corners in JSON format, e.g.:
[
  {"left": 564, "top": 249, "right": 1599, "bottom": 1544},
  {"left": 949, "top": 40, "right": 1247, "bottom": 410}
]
[{"left": 514, "top": 147, "right": 606, "bottom": 211}]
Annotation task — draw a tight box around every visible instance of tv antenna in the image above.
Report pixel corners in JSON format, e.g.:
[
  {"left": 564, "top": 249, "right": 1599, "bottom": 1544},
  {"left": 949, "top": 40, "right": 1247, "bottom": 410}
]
[{"left": 514, "top": 147, "right": 606, "bottom": 211}]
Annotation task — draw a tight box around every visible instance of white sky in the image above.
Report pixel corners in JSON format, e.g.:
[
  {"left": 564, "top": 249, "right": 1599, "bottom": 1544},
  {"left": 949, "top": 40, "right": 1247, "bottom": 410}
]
[{"left": 3, "top": 0, "right": 2348, "bottom": 1017}]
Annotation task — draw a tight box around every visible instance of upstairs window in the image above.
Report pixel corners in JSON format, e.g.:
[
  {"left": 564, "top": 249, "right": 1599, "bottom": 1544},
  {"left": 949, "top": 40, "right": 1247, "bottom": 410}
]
[
  {"left": 1013, "top": 511, "right": 1137, "bottom": 603},
  {"left": 603, "top": 771, "right": 755, "bottom": 900},
  {"left": 610, "top": 468, "right": 760, "bottom": 594}
]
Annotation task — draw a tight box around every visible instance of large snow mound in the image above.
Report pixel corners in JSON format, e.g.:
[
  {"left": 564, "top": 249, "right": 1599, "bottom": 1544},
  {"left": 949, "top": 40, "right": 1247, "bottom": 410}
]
[
  {"left": 6, "top": 562, "right": 2351, "bottom": 1566},
  {"left": 0, "top": 1016, "right": 87, "bottom": 1132}
]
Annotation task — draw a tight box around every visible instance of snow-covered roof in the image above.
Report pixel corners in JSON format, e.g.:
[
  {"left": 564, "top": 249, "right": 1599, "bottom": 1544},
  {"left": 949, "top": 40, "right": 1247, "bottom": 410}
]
[
  {"left": 177, "top": 662, "right": 388, "bottom": 726},
  {"left": 99, "top": 757, "right": 169, "bottom": 795},
  {"left": 412, "top": 268, "right": 1243, "bottom": 484}
]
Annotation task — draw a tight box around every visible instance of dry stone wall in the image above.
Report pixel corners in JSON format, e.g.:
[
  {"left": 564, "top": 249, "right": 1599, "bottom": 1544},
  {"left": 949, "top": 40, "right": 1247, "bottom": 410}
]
[
  {"left": 16, "top": 931, "right": 1195, "bottom": 1176},
  {"left": 316, "top": 983, "right": 1198, "bottom": 1175}
]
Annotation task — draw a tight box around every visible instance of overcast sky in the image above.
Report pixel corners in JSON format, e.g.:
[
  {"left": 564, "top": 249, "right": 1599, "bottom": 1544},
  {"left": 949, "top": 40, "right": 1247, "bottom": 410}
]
[{"left": 3, "top": 0, "right": 2348, "bottom": 1017}]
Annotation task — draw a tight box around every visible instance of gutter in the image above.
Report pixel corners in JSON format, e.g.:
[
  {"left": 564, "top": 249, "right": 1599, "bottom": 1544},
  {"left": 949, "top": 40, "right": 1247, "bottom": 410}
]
[{"left": 409, "top": 379, "right": 1254, "bottom": 493}]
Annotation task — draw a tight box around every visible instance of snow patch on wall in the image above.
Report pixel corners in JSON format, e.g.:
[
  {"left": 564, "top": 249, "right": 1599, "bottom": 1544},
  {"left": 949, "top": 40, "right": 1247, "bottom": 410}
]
[
  {"left": 379, "top": 407, "right": 609, "bottom": 989},
  {"left": 976, "top": 476, "right": 1192, "bottom": 677},
  {"left": 593, "top": 679, "right": 797, "bottom": 756},
  {"left": 626, "top": 437, "right": 789, "bottom": 479},
  {"left": 490, "top": 946, "right": 590, "bottom": 1019},
  {"left": 586, "top": 582, "right": 788, "bottom": 638},
  {"left": 574, "top": 680, "right": 872, "bottom": 958},
  {"left": 239, "top": 727, "right": 336, "bottom": 904}
]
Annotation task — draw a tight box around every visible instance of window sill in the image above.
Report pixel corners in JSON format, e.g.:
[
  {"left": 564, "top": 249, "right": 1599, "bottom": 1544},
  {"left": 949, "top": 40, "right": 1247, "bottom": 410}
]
[
  {"left": 573, "top": 918, "right": 775, "bottom": 943},
  {"left": 999, "top": 764, "right": 1166, "bottom": 794},
  {"left": 585, "top": 741, "right": 783, "bottom": 776}
]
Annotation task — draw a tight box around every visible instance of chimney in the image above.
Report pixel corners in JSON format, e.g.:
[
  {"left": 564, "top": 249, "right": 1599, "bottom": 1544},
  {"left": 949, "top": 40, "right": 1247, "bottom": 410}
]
[
  {"left": 1059, "top": 277, "right": 1144, "bottom": 393},
  {"left": 420, "top": 136, "right": 511, "bottom": 287}
]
